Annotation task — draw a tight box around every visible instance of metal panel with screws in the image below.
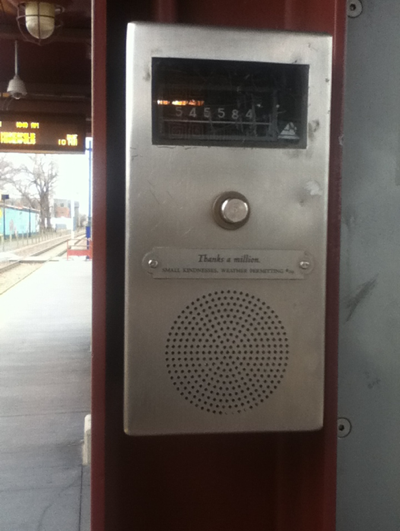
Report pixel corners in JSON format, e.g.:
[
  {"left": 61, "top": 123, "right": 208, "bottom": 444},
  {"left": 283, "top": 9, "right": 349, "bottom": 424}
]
[{"left": 125, "top": 23, "right": 332, "bottom": 435}]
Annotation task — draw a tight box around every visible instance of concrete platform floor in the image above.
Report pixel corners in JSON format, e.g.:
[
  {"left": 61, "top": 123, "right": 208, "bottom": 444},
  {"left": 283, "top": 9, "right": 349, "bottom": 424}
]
[{"left": 0, "top": 260, "right": 91, "bottom": 531}]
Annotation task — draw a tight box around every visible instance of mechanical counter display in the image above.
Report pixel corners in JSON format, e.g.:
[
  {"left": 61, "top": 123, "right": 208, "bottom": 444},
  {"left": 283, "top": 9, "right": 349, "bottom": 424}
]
[
  {"left": 125, "top": 23, "right": 332, "bottom": 435},
  {"left": 152, "top": 58, "right": 308, "bottom": 148}
]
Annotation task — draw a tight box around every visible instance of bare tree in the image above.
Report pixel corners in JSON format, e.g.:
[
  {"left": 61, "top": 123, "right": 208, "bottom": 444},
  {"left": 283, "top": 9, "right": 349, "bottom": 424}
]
[
  {"left": 0, "top": 155, "right": 19, "bottom": 191},
  {"left": 9, "top": 155, "right": 58, "bottom": 229}
]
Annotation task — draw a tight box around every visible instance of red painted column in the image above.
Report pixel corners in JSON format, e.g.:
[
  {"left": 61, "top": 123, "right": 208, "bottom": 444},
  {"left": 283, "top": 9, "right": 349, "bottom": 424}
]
[
  {"left": 91, "top": 1, "right": 347, "bottom": 529},
  {"left": 152, "top": 0, "right": 177, "bottom": 23},
  {"left": 91, "top": 0, "right": 107, "bottom": 530}
]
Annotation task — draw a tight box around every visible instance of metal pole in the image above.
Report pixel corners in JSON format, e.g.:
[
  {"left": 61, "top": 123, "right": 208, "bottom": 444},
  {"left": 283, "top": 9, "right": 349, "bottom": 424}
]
[
  {"left": 2, "top": 202, "right": 5, "bottom": 252},
  {"left": 14, "top": 40, "right": 19, "bottom": 76},
  {"left": 88, "top": 137, "right": 92, "bottom": 229},
  {"left": 70, "top": 198, "right": 74, "bottom": 240}
]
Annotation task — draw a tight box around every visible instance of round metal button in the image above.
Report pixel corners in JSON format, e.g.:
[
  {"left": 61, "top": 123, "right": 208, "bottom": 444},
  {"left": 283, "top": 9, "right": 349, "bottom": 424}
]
[
  {"left": 213, "top": 191, "right": 251, "bottom": 230},
  {"left": 220, "top": 198, "right": 249, "bottom": 224}
]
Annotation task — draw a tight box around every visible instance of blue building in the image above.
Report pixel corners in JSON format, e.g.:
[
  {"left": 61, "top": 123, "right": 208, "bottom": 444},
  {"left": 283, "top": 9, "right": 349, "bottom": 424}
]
[{"left": 0, "top": 205, "right": 40, "bottom": 239}]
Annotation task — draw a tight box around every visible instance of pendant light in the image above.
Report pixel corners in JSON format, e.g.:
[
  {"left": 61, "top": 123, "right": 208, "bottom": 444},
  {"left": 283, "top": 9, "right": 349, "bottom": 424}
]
[
  {"left": 7, "top": 41, "right": 27, "bottom": 100},
  {"left": 16, "top": 1, "right": 63, "bottom": 44}
]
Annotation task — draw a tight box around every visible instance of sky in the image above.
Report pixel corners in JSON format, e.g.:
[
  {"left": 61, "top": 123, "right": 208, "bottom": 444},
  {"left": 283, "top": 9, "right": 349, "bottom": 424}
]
[
  {"left": 5, "top": 138, "right": 92, "bottom": 216},
  {"left": 54, "top": 146, "right": 91, "bottom": 216}
]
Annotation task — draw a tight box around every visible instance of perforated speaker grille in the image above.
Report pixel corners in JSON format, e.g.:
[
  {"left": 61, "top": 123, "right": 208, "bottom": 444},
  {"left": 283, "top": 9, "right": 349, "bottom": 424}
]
[{"left": 165, "top": 290, "right": 290, "bottom": 415}]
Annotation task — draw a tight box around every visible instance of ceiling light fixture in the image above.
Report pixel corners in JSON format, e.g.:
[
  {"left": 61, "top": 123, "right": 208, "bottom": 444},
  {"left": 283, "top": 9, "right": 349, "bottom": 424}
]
[
  {"left": 7, "top": 40, "right": 27, "bottom": 99},
  {"left": 16, "top": 1, "right": 63, "bottom": 44}
]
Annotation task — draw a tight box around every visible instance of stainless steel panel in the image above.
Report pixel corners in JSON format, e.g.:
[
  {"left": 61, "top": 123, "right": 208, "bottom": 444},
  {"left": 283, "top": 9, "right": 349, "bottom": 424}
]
[
  {"left": 125, "top": 23, "right": 332, "bottom": 435},
  {"left": 337, "top": 1, "right": 400, "bottom": 529}
]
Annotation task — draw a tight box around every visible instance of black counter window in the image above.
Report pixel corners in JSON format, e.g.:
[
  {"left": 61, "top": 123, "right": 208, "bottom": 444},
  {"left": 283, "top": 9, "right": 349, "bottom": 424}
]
[{"left": 152, "top": 57, "right": 308, "bottom": 148}]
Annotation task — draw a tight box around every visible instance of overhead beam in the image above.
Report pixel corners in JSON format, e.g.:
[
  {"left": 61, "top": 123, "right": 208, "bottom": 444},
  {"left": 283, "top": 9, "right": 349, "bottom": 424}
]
[
  {"left": 0, "top": 24, "right": 91, "bottom": 42},
  {"left": 0, "top": 97, "right": 91, "bottom": 122},
  {"left": 0, "top": 82, "right": 91, "bottom": 98}
]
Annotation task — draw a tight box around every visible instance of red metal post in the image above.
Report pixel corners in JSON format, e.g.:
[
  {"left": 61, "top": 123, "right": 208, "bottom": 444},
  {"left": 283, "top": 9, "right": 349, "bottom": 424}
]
[
  {"left": 91, "top": 0, "right": 107, "bottom": 529},
  {"left": 152, "top": 0, "right": 177, "bottom": 23},
  {"left": 91, "top": 1, "right": 347, "bottom": 530}
]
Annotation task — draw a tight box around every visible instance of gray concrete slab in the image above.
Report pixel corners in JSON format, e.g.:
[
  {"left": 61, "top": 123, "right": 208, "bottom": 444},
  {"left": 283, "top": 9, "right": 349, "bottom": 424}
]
[
  {"left": 80, "top": 484, "right": 91, "bottom": 531},
  {"left": 0, "top": 464, "right": 81, "bottom": 491},
  {"left": 0, "top": 368, "right": 90, "bottom": 416},
  {"left": 0, "top": 485, "right": 81, "bottom": 531},
  {"left": 0, "top": 261, "right": 91, "bottom": 530}
]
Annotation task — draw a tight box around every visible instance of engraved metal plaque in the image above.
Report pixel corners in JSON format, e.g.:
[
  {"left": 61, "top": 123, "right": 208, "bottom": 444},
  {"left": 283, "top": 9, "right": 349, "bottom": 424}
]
[{"left": 143, "top": 248, "right": 312, "bottom": 279}]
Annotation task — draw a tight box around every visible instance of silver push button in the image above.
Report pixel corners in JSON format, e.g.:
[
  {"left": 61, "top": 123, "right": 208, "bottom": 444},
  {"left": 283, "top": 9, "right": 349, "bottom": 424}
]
[
  {"left": 213, "top": 191, "right": 250, "bottom": 230},
  {"left": 221, "top": 198, "right": 249, "bottom": 224}
]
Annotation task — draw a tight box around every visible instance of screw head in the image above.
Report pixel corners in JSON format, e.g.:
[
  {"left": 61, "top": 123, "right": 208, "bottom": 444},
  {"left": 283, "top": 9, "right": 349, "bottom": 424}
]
[
  {"left": 148, "top": 259, "right": 159, "bottom": 269},
  {"left": 348, "top": 0, "right": 362, "bottom": 17},
  {"left": 337, "top": 417, "right": 352, "bottom": 438},
  {"left": 299, "top": 260, "right": 310, "bottom": 270}
]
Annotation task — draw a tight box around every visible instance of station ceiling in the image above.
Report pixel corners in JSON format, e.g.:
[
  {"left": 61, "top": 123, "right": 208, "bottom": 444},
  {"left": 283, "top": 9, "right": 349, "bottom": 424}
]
[{"left": 0, "top": 0, "right": 91, "bottom": 132}]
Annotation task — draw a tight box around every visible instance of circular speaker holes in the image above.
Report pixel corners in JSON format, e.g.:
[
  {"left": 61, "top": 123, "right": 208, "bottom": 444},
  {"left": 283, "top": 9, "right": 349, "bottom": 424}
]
[{"left": 165, "top": 290, "right": 290, "bottom": 415}]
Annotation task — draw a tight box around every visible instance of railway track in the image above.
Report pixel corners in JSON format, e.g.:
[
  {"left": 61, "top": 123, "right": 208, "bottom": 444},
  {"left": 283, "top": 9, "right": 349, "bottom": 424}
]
[{"left": 0, "top": 234, "right": 87, "bottom": 295}]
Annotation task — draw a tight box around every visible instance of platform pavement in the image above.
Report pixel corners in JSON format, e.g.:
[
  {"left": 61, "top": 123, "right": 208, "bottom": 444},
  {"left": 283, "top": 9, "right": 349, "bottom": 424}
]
[{"left": 0, "top": 260, "right": 91, "bottom": 531}]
